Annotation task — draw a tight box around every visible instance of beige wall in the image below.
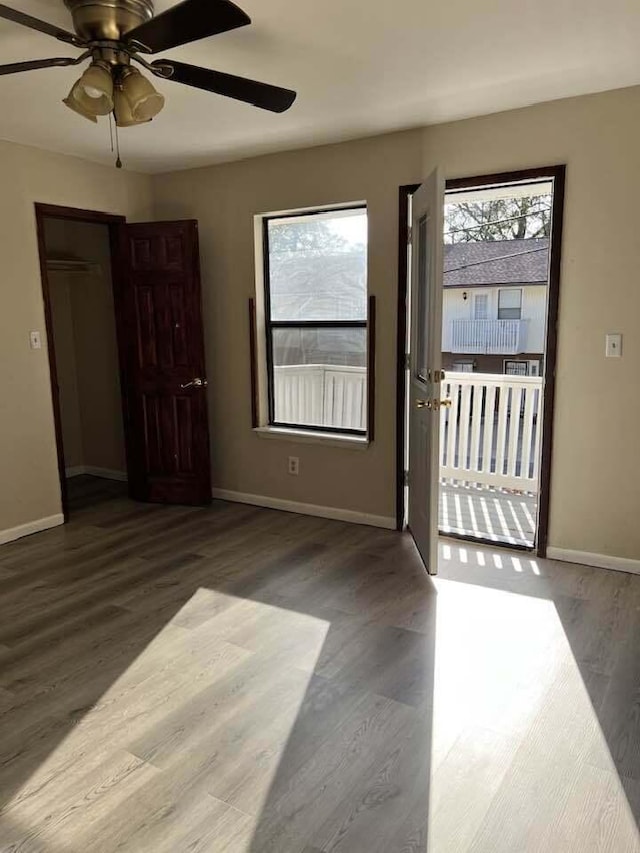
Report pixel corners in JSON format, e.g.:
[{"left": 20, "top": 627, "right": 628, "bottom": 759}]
[
  {"left": 3, "top": 86, "right": 639, "bottom": 561},
  {"left": 0, "top": 140, "right": 152, "bottom": 533},
  {"left": 421, "top": 86, "right": 640, "bottom": 559},
  {"left": 152, "top": 130, "right": 423, "bottom": 523},
  {"left": 44, "top": 219, "right": 126, "bottom": 475},
  {"left": 152, "top": 87, "right": 640, "bottom": 560}
]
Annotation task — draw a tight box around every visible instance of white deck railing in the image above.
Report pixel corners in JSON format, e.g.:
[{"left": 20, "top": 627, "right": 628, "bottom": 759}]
[
  {"left": 448, "top": 319, "right": 528, "bottom": 354},
  {"left": 274, "top": 365, "right": 543, "bottom": 494},
  {"left": 274, "top": 364, "right": 367, "bottom": 430},
  {"left": 440, "top": 371, "right": 543, "bottom": 493}
]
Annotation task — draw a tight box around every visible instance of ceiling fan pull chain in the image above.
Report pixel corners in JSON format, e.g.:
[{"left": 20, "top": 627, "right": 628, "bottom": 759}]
[
  {"left": 108, "top": 111, "right": 114, "bottom": 153},
  {"left": 114, "top": 118, "right": 122, "bottom": 169}
]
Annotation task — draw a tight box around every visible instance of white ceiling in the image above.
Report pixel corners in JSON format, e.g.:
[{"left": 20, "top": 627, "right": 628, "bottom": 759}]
[{"left": 1, "top": 0, "right": 640, "bottom": 173}]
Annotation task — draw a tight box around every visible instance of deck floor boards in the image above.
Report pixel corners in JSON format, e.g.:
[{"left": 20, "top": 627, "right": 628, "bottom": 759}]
[{"left": 439, "top": 481, "right": 537, "bottom": 547}]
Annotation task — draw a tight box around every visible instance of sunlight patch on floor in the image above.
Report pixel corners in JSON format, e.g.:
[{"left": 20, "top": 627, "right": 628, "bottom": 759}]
[
  {"left": 1, "top": 589, "right": 330, "bottom": 852},
  {"left": 439, "top": 483, "right": 536, "bottom": 548},
  {"left": 428, "top": 567, "right": 640, "bottom": 852}
]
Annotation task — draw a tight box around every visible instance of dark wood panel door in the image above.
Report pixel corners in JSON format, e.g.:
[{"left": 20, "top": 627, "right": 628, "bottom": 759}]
[{"left": 114, "top": 220, "right": 211, "bottom": 505}]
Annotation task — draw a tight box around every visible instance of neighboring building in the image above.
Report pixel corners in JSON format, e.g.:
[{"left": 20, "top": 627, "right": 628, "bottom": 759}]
[{"left": 442, "top": 238, "right": 549, "bottom": 375}]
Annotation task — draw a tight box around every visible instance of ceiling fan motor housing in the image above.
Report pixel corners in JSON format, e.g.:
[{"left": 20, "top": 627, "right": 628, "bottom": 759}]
[{"left": 64, "top": 0, "right": 154, "bottom": 41}]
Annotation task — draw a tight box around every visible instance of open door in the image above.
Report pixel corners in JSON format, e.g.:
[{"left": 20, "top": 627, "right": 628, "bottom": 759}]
[
  {"left": 114, "top": 220, "right": 212, "bottom": 506},
  {"left": 407, "top": 169, "right": 445, "bottom": 573}
]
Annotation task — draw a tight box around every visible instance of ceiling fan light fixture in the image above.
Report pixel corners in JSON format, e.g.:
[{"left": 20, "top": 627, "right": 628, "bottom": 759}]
[
  {"left": 63, "top": 62, "right": 114, "bottom": 119},
  {"left": 62, "top": 81, "right": 98, "bottom": 123},
  {"left": 113, "top": 85, "right": 151, "bottom": 127},
  {"left": 121, "top": 66, "right": 165, "bottom": 121},
  {"left": 79, "top": 61, "right": 112, "bottom": 99}
]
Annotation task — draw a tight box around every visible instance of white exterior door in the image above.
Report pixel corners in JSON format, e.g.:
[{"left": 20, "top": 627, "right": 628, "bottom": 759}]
[{"left": 407, "top": 169, "right": 445, "bottom": 574}]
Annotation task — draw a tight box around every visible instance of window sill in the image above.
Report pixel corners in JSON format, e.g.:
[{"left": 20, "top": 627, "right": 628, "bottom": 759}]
[{"left": 253, "top": 426, "right": 370, "bottom": 450}]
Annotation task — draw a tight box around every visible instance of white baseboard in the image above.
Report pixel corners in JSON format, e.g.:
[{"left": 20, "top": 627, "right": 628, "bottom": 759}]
[
  {"left": 0, "top": 514, "right": 65, "bottom": 546},
  {"left": 547, "top": 547, "right": 640, "bottom": 576},
  {"left": 211, "top": 488, "right": 396, "bottom": 530},
  {"left": 66, "top": 466, "right": 127, "bottom": 482}
]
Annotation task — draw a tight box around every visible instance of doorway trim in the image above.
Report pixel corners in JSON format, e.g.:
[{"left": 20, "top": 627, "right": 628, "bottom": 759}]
[
  {"left": 34, "top": 203, "right": 126, "bottom": 521},
  {"left": 396, "top": 165, "right": 566, "bottom": 557}
]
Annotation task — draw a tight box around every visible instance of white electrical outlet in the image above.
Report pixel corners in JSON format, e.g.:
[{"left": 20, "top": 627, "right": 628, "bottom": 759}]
[{"left": 288, "top": 456, "right": 299, "bottom": 476}]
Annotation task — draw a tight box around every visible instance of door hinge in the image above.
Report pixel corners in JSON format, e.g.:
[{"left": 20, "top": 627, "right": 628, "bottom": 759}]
[
  {"left": 404, "top": 353, "right": 410, "bottom": 370},
  {"left": 407, "top": 225, "right": 412, "bottom": 246},
  {"left": 403, "top": 470, "right": 409, "bottom": 486}
]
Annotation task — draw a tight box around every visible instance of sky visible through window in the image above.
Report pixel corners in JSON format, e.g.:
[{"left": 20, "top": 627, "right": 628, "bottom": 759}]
[{"left": 326, "top": 211, "right": 367, "bottom": 247}]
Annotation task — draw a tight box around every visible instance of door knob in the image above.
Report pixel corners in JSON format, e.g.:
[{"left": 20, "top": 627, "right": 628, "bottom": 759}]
[
  {"left": 431, "top": 398, "right": 452, "bottom": 411},
  {"left": 180, "top": 378, "right": 207, "bottom": 389},
  {"left": 416, "top": 398, "right": 452, "bottom": 410}
]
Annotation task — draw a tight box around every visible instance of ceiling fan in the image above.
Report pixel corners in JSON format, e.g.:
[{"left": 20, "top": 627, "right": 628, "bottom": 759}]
[{"left": 0, "top": 0, "right": 297, "bottom": 129}]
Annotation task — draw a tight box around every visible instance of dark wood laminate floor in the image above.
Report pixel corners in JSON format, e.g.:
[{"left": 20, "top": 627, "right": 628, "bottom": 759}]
[{"left": 1, "top": 481, "right": 639, "bottom": 851}]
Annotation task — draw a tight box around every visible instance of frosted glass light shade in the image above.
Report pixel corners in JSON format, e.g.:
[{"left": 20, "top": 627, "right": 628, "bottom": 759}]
[
  {"left": 64, "top": 64, "right": 114, "bottom": 118},
  {"left": 121, "top": 67, "right": 164, "bottom": 121},
  {"left": 114, "top": 86, "right": 151, "bottom": 127},
  {"left": 63, "top": 81, "right": 98, "bottom": 122}
]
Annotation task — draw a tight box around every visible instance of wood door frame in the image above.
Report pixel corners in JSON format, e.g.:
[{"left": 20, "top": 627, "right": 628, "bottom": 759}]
[
  {"left": 34, "top": 203, "right": 127, "bottom": 521},
  {"left": 396, "top": 166, "right": 566, "bottom": 557}
]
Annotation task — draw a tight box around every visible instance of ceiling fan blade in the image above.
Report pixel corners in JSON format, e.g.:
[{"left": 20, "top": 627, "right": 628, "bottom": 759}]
[
  {"left": 0, "top": 4, "right": 83, "bottom": 47},
  {"left": 0, "top": 56, "right": 86, "bottom": 76},
  {"left": 152, "top": 60, "right": 296, "bottom": 113},
  {"left": 126, "top": 0, "right": 250, "bottom": 54}
]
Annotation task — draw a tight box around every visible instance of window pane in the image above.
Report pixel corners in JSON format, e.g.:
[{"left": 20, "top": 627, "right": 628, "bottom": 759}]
[
  {"left": 272, "top": 327, "right": 367, "bottom": 431},
  {"left": 498, "top": 289, "right": 522, "bottom": 320},
  {"left": 499, "top": 307, "right": 521, "bottom": 319},
  {"left": 415, "top": 213, "right": 429, "bottom": 381},
  {"left": 499, "top": 289, "right": 522, "bottom": 308},
  {"left": 267, "top": 209, "right": 367, "bottom": 321},
  {"left": 473, "top": 293, "right": 489, "bottom": 319}
]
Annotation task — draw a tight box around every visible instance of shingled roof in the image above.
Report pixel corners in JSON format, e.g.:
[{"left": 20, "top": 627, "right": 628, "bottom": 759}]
[{"left": 444, "top": 238, "right": 549, "bottom": 288}]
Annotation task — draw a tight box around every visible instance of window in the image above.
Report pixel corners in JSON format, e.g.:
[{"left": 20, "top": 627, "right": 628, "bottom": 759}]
[
  {"left": 262, "top": 205, "right": 368, "bottom": 435},
  {"left": 473, "top": 293, "right": 489, "bottom": 320},
  {"left": 453, "top": 361, "right": 475, "bottom": 372},
  {"left": 504, "top": 360, "right": 528, "bottom": 376},
  {"left": 498, "top": 289, "right": 522, "bottom": 320},
  {"left": 415, "top": 213, "right": 429, "bottom": 382}
]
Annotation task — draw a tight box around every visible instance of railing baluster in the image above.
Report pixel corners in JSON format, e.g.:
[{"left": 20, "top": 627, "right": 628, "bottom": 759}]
[
  {"left": 521, "top": 385, "right": 536, "bottom": 480},
  {"left": 482, "top": 384, "right": 496, "bottom": 475},
  {"left": 495, "top": 383, "right": 509, "bottom": 477},
  {"left": 458, "top": 382, "right": 472, "bottom": 478},
  {"left": 469, "top": 381, "right": 483, "bottom": 473},
  {"left": 531, "top": 387, "right": 543, "bottom": 482},
  {"left": 507, "top": 386, "right": 524, "bottom": 477},
  {"left": 445, "top": 380, "right": 459, "bottom": 477}
]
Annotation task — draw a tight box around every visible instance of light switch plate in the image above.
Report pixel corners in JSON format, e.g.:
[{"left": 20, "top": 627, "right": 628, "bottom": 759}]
[
  {"left": 29, "top": 331, "right": 42, "bottom": 350},
  {"left": 605, "top": 333, "right": 622, "bottom": 358}
]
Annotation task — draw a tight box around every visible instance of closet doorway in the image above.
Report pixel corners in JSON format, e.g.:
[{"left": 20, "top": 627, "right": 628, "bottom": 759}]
[
  {"left": 36, "top": 203, "right": 213, "bottom": 519},
  {"left": 37, "top": 207, "right": 127, "bottom": 516}
]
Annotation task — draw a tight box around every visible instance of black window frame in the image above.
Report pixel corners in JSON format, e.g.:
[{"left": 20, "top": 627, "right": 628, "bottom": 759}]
[
  {"left": 504, "top": 359, "right": 529, "bottom": 376},
  {"left": 262, "top": 204, "right": 368, "bottom": 437}
]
